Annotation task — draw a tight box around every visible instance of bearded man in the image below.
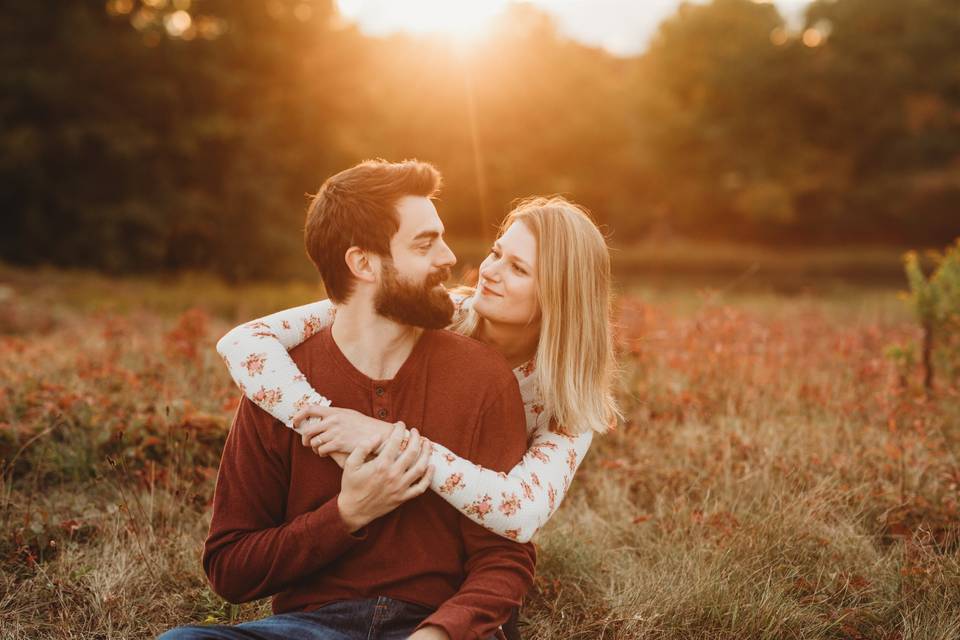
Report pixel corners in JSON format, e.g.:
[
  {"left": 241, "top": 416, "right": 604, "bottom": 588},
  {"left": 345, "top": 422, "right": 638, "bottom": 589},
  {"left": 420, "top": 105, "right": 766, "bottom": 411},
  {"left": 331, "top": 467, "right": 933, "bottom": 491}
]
[{"left": 158, "top": 159, "right": 534, "bottom": 640}]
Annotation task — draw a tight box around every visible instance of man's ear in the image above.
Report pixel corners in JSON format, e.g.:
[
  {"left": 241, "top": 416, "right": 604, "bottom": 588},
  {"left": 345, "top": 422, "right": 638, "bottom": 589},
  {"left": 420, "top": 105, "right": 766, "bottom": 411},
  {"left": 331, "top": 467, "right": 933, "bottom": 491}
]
[{"left": 344, "top": 247, "right": 379, "bottom": 283}]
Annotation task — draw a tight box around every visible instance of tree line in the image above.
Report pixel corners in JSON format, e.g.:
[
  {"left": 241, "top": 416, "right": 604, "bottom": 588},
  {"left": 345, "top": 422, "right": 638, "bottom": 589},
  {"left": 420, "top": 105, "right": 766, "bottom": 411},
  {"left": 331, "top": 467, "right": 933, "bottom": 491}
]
[{"left": 3, "top": 0, "right": 959, "bottom": 280}]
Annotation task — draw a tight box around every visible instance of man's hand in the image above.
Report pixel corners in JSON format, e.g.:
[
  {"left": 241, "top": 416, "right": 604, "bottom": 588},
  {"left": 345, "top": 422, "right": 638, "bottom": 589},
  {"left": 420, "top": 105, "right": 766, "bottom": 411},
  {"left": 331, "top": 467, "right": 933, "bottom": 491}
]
[
  {"left": 408, "top": 626, "right": 451, "bottom": 640},
  {"left": 337, "top": 423, "right": 434, "bottom": 532}
]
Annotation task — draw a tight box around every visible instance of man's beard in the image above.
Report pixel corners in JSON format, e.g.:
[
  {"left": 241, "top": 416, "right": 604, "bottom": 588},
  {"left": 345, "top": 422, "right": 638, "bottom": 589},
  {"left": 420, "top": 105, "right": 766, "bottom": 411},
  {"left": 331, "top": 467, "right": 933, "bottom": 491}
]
[{"left": 374, "top": 260, "right": 455, "bottom": 329}]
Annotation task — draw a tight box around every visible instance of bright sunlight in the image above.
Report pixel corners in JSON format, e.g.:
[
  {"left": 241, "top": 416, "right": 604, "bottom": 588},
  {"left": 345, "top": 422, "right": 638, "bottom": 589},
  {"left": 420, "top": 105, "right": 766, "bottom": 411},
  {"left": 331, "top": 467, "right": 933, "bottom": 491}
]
[{"left": 335, "top": 0, "right": 511, "bottom": 41}]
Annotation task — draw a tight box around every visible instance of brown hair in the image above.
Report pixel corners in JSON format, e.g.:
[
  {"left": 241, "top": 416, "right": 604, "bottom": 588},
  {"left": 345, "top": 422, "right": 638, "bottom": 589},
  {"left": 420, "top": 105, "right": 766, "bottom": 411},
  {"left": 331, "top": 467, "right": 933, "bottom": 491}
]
[{"left": 304, "top": 159, "right": 442, "bottom": 303}]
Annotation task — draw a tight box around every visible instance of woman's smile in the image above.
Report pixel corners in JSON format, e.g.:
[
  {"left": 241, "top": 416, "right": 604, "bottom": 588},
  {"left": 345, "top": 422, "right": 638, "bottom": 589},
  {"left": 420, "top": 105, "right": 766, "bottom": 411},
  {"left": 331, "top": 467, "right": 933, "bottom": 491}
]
[{"left": 479, "top": 281, "right": 501, "bottom": 297}]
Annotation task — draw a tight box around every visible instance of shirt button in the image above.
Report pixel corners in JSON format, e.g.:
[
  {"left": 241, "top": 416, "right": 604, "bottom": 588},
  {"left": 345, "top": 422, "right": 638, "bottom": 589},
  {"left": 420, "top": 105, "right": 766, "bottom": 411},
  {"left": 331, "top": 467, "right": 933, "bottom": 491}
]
[
  {"left": 375, "top": 387, "right": 384, "bottom": 397},
  {"left": 378, "top": 408, "right": 388, "bottom": 419}
]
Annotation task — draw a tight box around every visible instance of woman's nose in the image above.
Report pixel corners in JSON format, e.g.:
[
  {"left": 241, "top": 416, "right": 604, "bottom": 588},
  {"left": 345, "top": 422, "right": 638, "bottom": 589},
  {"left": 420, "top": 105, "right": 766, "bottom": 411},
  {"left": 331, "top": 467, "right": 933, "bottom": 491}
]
[{"left": 479, "top": 260, "right": 501, "bottom": 282}]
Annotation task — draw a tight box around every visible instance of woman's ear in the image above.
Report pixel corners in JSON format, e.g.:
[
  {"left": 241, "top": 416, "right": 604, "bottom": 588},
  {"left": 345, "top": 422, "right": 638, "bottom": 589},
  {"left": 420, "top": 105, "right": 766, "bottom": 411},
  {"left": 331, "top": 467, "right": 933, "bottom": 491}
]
[{"left": 344, "top": 246, "right": 379, "bottom": 283}]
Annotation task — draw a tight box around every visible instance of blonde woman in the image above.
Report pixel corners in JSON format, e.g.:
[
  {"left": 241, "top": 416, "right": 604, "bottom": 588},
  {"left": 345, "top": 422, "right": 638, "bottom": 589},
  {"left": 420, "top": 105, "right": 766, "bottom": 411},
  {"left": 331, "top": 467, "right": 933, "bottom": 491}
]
[{"left": 216, "top": 196, "right": 619, "bottom": 544}]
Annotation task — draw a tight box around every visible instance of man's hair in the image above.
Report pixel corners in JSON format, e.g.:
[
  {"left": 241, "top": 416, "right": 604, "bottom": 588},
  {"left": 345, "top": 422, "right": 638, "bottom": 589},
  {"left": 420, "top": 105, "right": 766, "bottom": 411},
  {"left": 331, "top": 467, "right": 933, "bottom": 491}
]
[{"left": 304, "top": 159, "right": 442, "bottom": 303}]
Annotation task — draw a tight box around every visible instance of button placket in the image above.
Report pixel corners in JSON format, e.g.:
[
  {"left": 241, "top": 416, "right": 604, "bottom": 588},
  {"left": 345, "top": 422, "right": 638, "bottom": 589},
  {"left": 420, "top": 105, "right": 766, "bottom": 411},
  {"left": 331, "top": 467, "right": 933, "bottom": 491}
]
[{"left": 372, "top": 384, "right": 389, "bottom": 421}]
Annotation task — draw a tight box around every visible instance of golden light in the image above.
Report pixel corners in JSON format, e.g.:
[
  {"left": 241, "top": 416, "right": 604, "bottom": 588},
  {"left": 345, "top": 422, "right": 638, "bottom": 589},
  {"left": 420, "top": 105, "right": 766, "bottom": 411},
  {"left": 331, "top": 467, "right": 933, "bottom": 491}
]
[
  {"left": 164, "top": 10, "right": 192, "bottom": 37},
  {"left": 105, "top": 0, "right": 133, "bottom": 16},
  {"left": 196, "top": 16, "right": 228, "bottom": 40},
  {"left": 294, "top": 3, "right": 313, "bottom": 22},
  {"left": 130, "top": 8, "right": 156, "bottom": 30},
  {"left": 803, "top": 19, "right": 832, "bottom": 48},
  {"left": 769, "top": 27, "right": 788, "bottom": 46},
  {"left": 336, "top": 0, "right": 510, "bottom": 42},
  {"left": 802, "top": 28, "right": 823, "bottom": 47}
]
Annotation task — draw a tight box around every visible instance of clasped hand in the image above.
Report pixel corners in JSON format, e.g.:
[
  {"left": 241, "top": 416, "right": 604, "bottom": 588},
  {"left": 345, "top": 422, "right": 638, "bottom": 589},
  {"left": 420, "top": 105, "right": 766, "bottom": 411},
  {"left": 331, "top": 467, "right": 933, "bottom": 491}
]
[
  {"left": 293, "top": 405, "right": 399, "bottom": 457},
  {"left": 334, "top": 422, "right": 434, "bottom": 532}
]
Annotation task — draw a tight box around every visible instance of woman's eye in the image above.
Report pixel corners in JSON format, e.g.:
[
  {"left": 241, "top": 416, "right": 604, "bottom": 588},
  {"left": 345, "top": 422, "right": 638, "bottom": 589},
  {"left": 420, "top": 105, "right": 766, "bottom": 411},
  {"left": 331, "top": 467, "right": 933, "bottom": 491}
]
[{"left": 513, "top": 264, "right": 527, "bottom": 275}]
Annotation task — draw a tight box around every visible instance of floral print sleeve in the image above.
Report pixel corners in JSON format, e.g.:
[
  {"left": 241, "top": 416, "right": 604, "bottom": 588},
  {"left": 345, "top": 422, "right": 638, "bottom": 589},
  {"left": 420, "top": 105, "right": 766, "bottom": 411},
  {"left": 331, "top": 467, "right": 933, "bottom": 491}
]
[
  {"left": 429, "top": 385, "right": 593, "bottom": 543},
  {"left": 216, "top": 293, "right": 470, "bottom": 427},
  {"left": 215, "top": 300, "right": 338, "bottom": 425},
  {"left": 215, "top": 293, "right": 593, "bottom": 542}
]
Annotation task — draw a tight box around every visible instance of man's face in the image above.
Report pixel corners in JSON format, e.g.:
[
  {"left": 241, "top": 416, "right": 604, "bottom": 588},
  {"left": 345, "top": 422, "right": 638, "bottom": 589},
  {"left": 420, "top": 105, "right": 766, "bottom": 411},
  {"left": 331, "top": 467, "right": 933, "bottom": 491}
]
[{"left": 373, "top": 196, "right": 457, "bottom": 329}]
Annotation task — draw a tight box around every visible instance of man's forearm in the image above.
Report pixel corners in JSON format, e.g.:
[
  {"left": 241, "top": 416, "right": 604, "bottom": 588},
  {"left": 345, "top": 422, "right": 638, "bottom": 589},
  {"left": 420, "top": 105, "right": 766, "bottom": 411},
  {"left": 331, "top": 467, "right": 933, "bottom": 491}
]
[
  {"left": 202, "top": 495, "right": 365, "bottom": 603},
  {"left": 415, "top": 540, "right": 535, "bottom": 640}
]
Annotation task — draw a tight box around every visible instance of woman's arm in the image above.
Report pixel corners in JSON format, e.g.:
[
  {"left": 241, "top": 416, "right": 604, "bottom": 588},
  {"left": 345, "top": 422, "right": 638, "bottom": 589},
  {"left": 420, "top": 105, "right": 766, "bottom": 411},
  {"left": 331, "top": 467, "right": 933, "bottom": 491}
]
[
  {"left": 216, "top": 291, "right": 469, "bottom": 429},
  {"left": 215, "top": 300, "right": 338, "bottom": 427},
  {"left": 289, "top": 399, "right": 594, "bottom": 542},
  {"left": 428, "top": 424, "right": 593, "bottom": 543},
  {"left": 216, "top": 293, "right": 589, "bottom": 542}
]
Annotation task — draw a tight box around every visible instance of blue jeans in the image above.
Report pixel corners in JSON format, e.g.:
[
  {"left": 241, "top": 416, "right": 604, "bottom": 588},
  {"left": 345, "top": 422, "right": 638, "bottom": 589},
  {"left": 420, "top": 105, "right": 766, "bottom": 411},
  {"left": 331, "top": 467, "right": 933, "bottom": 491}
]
[{"left": 157, "top": 597, "right": 498, "bottom": 640}]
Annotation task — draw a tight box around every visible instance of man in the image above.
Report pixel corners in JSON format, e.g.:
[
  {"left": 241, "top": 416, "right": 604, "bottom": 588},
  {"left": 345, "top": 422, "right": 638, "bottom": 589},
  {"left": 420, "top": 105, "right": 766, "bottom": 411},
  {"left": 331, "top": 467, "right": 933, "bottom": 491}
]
[{"left": 159, "top": 159, "right": 535, "bottom": 640}]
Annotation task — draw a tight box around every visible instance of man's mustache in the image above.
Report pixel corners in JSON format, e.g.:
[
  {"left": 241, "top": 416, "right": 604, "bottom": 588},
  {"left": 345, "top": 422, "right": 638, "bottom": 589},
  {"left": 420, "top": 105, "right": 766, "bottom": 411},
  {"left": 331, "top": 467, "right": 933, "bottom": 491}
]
[{"left": 427, "top": 268, "right": 451, "bottom": 287}]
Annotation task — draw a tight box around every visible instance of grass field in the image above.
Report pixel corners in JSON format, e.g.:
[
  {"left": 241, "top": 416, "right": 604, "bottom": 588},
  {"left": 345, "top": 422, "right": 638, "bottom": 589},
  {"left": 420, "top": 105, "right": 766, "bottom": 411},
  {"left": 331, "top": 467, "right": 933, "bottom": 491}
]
[{"left": 1, "top": 264, "right": 958, "bottom": 639}]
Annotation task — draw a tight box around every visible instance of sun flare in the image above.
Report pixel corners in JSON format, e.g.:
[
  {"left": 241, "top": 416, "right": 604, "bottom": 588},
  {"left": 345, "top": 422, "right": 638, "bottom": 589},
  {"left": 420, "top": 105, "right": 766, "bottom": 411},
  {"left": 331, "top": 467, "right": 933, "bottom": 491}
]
[{"left": 336, "top": 0, "right": 511, "bottom": 42}]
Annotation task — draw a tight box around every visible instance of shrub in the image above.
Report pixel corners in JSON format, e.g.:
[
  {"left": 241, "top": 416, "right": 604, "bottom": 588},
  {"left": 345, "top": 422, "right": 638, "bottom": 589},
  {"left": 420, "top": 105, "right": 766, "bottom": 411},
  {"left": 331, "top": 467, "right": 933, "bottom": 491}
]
[{"left": 903, "top": 239, "right": 960, "bottom": 392}]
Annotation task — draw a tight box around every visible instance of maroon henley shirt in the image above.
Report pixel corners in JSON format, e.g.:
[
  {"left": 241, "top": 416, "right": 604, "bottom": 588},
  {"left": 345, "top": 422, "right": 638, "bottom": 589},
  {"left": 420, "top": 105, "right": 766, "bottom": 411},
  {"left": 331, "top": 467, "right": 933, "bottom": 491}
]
[{"left": 202, "top": 326, "right": 536, "bottom": 640}]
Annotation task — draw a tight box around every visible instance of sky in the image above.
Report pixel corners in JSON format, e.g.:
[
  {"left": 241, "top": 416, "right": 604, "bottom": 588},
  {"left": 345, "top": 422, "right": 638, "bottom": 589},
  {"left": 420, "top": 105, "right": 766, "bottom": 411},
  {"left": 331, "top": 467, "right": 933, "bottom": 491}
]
[{"left": 334, "top": 0, "right": 814, "bottom": 56}]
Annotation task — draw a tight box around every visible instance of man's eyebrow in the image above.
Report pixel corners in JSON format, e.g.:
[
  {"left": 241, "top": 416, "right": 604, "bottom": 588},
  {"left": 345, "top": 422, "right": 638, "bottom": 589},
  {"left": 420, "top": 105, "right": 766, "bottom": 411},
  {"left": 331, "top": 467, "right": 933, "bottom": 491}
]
[{"left": 412, "top": 230, "right": 441, "bottom": 242}]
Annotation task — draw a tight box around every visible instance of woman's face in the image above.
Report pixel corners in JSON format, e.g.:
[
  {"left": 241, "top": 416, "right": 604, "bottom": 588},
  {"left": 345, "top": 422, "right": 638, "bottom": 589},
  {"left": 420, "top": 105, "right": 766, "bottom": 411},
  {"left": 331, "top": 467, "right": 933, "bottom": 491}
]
[{"left": 472, "top": 221, "right": 540, "bottom": 325}]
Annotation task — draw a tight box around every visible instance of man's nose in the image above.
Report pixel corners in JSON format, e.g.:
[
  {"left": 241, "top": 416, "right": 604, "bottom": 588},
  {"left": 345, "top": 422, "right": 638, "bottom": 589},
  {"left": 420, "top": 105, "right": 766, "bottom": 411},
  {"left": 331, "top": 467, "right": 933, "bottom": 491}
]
[{"left": 436, "top": 239, "right": 456, "bottom": 268}]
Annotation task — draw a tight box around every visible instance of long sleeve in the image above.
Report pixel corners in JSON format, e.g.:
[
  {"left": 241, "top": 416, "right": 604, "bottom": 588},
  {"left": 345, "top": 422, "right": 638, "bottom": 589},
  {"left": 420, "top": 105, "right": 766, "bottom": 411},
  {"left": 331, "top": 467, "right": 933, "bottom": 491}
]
[
  {"left": 201, "top": 396, "right": 366, "bottom": 604},
  {"left": 417, "top": 378, "right": 536, "bottom": 640},
  {"left": 429, "top": 422, "right": 593, "bottom": 543},
  {"left": 215, "top": 294, "right": 469, "bottom": 427},
  {"left": 212, "top": 293, "right": 591, "bottom": 543},
  {"left": 215, "top": 300, "right": 338, "bottom": 426}
]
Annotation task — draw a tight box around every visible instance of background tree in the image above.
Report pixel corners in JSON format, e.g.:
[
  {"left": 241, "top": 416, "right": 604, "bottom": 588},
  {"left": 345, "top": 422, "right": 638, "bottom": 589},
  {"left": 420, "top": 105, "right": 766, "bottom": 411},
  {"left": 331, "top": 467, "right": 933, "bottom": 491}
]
[{"left": 3, "top": 0, "right": 959, "bottom": 280}]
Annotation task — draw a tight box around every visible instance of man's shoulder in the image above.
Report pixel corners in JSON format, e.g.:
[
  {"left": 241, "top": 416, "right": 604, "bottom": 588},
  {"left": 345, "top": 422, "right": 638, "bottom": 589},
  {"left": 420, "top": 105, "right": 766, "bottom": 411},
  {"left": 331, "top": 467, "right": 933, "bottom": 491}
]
[
  {"left": 287, "top": 330, "right": 329, "bottom": 368},
  {"left": 425, "top": 329, "right": 515, "bottom": 386}
]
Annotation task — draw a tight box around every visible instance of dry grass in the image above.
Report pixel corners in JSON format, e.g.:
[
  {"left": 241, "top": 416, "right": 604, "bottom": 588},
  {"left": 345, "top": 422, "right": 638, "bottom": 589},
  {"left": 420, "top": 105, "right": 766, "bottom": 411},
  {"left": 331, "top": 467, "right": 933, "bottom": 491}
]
[{"left": 1, "top": 267, "right": 958, "bottom": 639}]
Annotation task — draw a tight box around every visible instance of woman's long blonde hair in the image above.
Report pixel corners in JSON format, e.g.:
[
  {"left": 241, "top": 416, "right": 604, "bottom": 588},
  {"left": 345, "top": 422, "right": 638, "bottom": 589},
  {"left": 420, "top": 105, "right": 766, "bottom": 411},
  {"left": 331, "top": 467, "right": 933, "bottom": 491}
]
[{"left": 452, "top": 196, "right": 620, "bottom": 435}]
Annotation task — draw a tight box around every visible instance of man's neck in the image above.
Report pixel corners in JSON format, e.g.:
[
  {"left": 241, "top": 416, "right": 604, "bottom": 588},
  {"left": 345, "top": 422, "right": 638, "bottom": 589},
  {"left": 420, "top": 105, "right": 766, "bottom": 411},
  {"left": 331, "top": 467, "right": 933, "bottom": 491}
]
[
  {"left": 331, "top": 300, "right": 424, "bottom": 380},
  {"left": 477, "top": 318, "right": 539, "bottom": 369}
]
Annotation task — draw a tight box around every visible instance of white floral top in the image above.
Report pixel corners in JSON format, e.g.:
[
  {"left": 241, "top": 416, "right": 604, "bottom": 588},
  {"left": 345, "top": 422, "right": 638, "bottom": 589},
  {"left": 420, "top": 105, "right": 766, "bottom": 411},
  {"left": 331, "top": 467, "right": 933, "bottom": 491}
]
[{"left": 215, "top": 293, "right": 593, "bottom": 543}]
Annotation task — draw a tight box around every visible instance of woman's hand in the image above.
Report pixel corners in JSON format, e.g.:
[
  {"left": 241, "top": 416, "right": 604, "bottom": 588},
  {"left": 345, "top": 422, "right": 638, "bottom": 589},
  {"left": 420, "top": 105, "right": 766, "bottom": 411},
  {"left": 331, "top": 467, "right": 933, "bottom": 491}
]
[{"left": 293, "top": 404, "right": 403, "bottom": 457}]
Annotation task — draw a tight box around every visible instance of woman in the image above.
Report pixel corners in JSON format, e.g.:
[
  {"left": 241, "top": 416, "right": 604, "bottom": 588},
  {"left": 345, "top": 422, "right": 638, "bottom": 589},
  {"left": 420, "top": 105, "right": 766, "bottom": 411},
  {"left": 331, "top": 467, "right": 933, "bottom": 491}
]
[{"left": 216, "top": 196, "right": 619, "bottom": 543}]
